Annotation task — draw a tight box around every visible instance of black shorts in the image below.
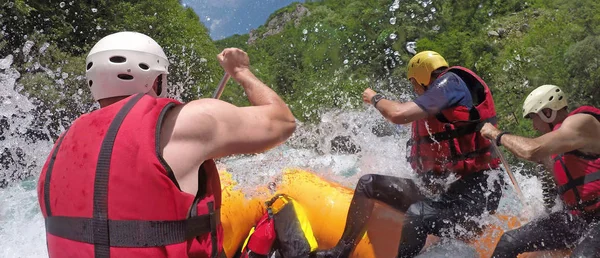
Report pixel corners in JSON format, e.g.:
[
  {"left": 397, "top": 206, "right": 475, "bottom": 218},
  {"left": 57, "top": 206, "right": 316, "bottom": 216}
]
[
  {"left": 409, "top": 170, "right": 504, "bottom": 239},
  {"left": 362, "top": 170, "right": 504, "bottom": 240},
  {"left": 491, "top": 210, "right": 600, "bottom": 257}
]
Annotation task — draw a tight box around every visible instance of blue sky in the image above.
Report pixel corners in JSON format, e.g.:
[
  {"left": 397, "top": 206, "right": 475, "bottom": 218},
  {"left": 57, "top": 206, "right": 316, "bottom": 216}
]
[{"left": 182, "top": 0, "right": 303, "bottom": 40}]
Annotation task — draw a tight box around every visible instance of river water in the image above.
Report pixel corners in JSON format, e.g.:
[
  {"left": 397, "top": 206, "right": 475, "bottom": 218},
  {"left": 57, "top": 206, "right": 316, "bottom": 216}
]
[{"left": 0, "top": 50, "right": 553, "bottom": 258}]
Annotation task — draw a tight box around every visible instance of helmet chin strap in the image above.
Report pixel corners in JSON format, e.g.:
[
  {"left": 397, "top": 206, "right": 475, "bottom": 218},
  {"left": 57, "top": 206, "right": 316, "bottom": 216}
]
[
  {"left": 539, "top": 110, "right": 557, "bottom": 130},
  {"left": 156, "top": 75, "right": 163, "bottom": 96},
  {"left": 539, "top": 110, "right": 557, "bottom": 123}
]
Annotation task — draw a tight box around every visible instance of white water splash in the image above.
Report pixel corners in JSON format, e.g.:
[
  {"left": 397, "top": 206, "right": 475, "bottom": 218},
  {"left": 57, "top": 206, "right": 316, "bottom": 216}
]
[
  {"left": 0, "top": 40, "right": 553, "bottom": 258},
  {"left": 0, "top": 54, "right": 55, "bottom": 257}
]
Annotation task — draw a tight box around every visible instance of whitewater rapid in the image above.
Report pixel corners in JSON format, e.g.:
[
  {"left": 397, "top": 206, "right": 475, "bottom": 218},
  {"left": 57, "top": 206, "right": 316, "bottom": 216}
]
[{"left": 0, "top": 51, "right": 550, "bottom": 258}]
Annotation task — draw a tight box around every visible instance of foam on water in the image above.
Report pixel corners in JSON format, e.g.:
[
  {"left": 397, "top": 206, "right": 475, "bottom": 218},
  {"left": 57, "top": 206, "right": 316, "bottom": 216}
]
[
  {"left": 0, "top": 182, "right": 47, "bottom": 258},
  {"left": 0, "top": 54, "right": 54, "bottom": 258}
]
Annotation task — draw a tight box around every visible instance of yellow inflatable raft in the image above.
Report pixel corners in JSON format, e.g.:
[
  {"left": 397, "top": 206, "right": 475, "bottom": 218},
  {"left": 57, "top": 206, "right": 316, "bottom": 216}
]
[
  {"left": 218, "top": 168, "right": 571, "bottom": 258},
  {"left": 218, "top": 170, "right": 266, "bottom": 258}
]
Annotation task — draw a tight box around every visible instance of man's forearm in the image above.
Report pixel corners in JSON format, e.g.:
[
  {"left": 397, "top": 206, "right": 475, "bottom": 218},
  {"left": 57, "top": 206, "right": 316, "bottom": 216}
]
[
  {"left": 232, "top": 69, "right": 286, "bottom": 107},
  {"left": 495, "top": 133, "right": 543, "bottom": 162},
  {"left": 375, "top": 99, "right": 399, "bottom": 119}
]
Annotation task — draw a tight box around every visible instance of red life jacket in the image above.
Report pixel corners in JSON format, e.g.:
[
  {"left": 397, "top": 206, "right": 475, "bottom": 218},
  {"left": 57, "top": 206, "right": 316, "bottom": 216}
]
[
  {"left": 552, "top": 106, "right": 600, "bottom": 213},
  {"left": 407, "top": 66, "right": 501, "bottom": 176},
  {"left": 37, "top": 93, "right": 224, "bottom": 258}
]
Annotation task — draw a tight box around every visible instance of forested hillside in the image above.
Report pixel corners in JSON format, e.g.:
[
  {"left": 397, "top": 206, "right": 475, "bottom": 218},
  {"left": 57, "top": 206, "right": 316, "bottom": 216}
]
[
  {"left": 213, "top": 0, "right": 600, "bottom": 167},
  {"left": 216, "top": 0, "right": 600, "bottom": 139}
]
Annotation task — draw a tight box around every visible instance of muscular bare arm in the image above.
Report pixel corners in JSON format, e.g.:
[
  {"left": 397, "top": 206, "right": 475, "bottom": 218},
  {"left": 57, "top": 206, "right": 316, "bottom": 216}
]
[
  {"left": 481, "top": 114, "right": 600, "bottom": 163},
  {"left": 177, "top": 70, "right": 296, "bottom": 159},
  {"left": 160, "top": 48, "right": 296, "bottom": 193}
]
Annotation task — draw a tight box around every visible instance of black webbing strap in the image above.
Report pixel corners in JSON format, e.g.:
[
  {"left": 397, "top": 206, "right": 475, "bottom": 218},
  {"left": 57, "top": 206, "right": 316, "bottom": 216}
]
[
  {"left": 557, "top": 171, "right": 600, "bottom": 195},
  {"left": 445, "top": 124, "right": 459, "bottom": 165},
  {"left": 93, "top": 93, "right": 145, "bottom": 257},
  {"left": 563, "top": 150, "right": 600, "bottom": 161},
  {"left": 578, "top": 111, "right": 600, "bottom": 120},
  {"left": 188, "top": 163, "right": 221, "bottom": 258},
  {"left": 45, "top": 213, "right": 217, "bottom": 247},
  {"left": 209, "top": 202, "right": 219, "bottom": 258},
  {"left": 43, "top": 128, "right": 70, "bottom": 217},
  {"left": 414, "top": 116, "right": 497, "bottom": 144}
]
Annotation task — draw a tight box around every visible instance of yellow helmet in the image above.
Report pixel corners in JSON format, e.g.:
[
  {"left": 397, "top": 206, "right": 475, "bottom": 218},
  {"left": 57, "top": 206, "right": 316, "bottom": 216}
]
[
  {"left": 522, "top": 84, "right": 568, "bottom": 120},
  {"left": 407, "top": 51, "right": 449, "bottom": 86}
]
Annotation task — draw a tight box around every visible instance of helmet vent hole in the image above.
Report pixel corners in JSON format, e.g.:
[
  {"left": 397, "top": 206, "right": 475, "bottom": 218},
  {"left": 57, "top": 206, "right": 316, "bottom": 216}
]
[
  {"left": 139, "top": 63, "right": 150, "bottom": 70},
  {"left": 86, "top": 62, "right": 93, "bottom": 70},
  {"left": 109, "top": 56, "right": 127, "bottom": 63},
  {"left": 559, "top": 96, "right": 563, "bottom": 100},
  {"left": 88, "top": 80, "right": 93, "bottom": 87},
  {"left": 117, "top": 74, "right": 134, "bottom": 80},
  {"left": 556, "top": 89, "right": 561, "bottom": 92},
  {"left": 549, "top": 96, "right": 554, "bottom": 101}
]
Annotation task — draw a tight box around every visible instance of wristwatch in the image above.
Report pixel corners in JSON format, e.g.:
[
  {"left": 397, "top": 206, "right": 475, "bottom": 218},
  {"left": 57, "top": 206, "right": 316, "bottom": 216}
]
[
  {"left": 495, "top": 131, "right": 510, "bottom": 146},
  {"left": 371, "top": 94, "right": 385, "bottom": 108}
]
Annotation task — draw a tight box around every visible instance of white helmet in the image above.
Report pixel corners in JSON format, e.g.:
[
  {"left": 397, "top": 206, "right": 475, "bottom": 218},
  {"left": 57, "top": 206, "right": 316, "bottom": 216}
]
[
  {"left": 522, "top": 84, "right": 568, "bottom": 123},
  {"left": 86, "top": 31, "right": 169, "bottom": 101}
]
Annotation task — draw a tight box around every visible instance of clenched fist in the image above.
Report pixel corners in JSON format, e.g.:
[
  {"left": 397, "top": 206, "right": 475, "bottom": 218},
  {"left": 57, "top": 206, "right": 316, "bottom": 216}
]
[
  {"left": 217, "top": 48, "right": 250, "bottom": 77},
  {"left": 362, "top": 88, "right": 377, "bottom": 104}
]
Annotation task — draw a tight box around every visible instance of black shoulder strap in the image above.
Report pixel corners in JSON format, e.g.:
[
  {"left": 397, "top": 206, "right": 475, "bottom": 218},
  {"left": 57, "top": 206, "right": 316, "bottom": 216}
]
[
  {"left": 564, "top": 150, "right": 600, "bottom": 161},
  {"left": 93, "top": 93, "right": 146, "bottom": 257},
  {"left": 576, "top": 111, "right": 600, "bottom": 121}
]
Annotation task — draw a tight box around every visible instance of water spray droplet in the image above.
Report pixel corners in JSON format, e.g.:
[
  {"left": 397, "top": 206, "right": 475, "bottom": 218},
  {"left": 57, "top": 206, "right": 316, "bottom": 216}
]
[
  {"left": 390, "top": 17, "right": 397, "bottom": 25},
  {"left": 389, "top": 0, "right": 400, "bottom": 11}
]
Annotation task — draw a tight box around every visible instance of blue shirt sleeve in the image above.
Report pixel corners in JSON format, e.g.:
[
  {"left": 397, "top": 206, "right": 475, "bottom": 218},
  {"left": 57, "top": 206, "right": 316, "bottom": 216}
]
[{"left": 413, "top": 72, "right": 473, "bottom": 115}]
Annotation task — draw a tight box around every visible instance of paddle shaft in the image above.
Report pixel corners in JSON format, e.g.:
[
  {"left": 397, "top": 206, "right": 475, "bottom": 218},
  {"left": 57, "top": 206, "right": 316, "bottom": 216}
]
[
  {"left": 490, "top": 141, "right": 527, "bottom": 205},
  {"left": 212, "top": 73, "right": 231, "bottom": 99}
]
